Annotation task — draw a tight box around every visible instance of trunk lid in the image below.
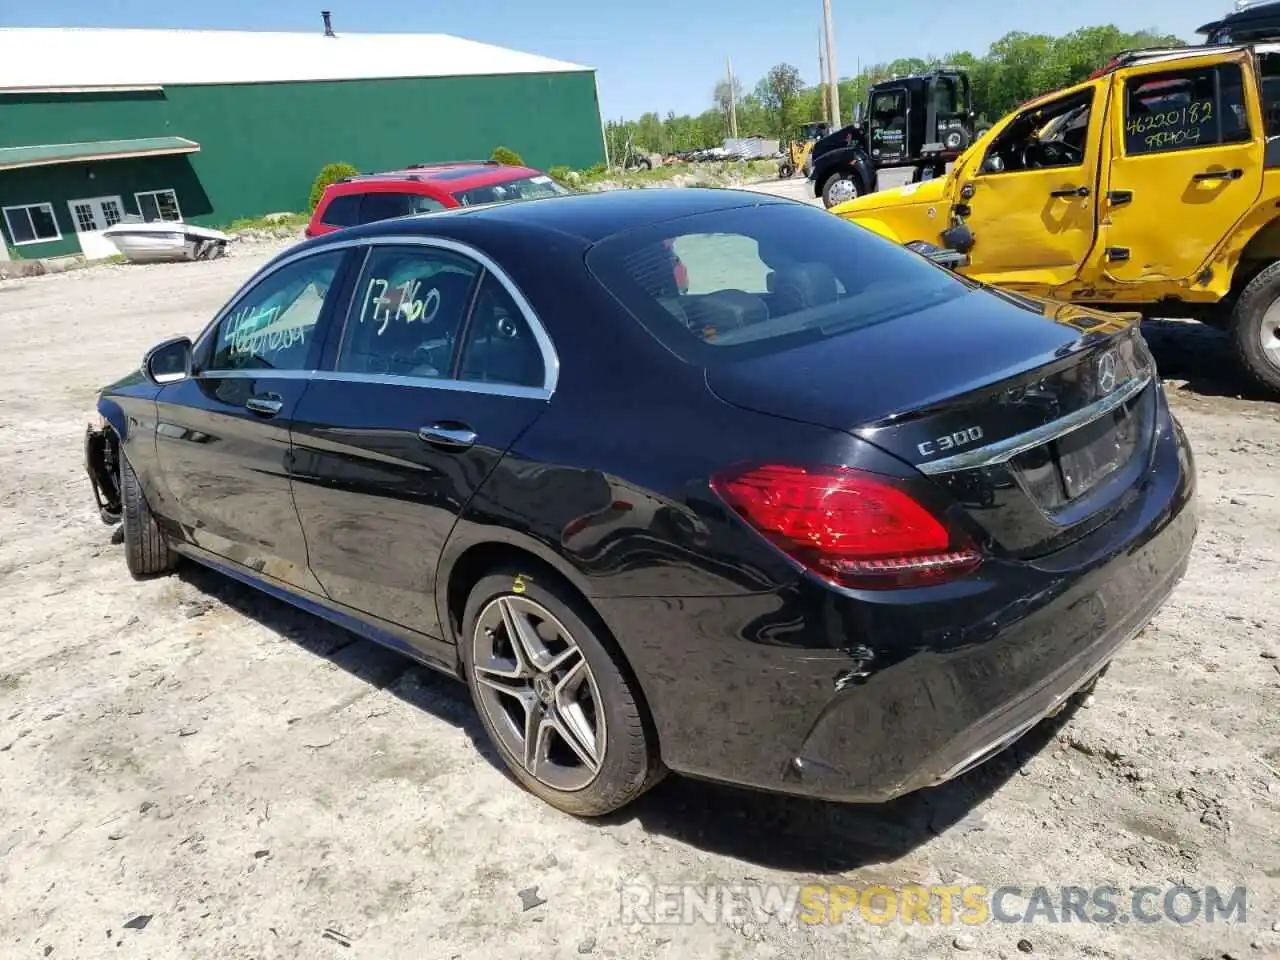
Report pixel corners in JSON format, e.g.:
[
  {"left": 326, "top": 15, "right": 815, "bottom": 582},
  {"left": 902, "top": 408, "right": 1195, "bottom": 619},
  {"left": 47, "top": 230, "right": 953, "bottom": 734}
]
[{"left": 704, "top": 289, "right": 1157, "bottom": 558}]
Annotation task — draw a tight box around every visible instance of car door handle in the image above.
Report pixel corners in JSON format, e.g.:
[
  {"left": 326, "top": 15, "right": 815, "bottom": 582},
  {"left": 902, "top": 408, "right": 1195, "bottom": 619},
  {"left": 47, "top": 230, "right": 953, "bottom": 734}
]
[
  {"left": 418, "top": 423, "right": 477, "bottom": 450},
  {"left": 245, "top": 395, "right": 284, "bottom": 417},
  {"left": 1193, "top": 168, "right": 1243, "bottom": 181},
  {"left": 1049, "top": 185, "right": 1090, "bottom": 198}
]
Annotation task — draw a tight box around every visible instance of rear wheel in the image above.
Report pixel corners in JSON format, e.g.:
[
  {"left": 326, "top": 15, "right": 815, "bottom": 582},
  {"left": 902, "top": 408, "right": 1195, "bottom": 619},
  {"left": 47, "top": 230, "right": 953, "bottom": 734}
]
[
  {"left": 1229, "top": 259, "right": 1280, "bottom": 394},
  {"left": 821, "top": 170, "right": 861, "bottom": 208},
  {"left": 778, "top": 161, "right": 795, "bottom": 179},
  {"left": 460, "top": 566, "right": 662, "bottom": 816},
  {"left": 120, "top": 453, "right": 177, "bottom": 578}
]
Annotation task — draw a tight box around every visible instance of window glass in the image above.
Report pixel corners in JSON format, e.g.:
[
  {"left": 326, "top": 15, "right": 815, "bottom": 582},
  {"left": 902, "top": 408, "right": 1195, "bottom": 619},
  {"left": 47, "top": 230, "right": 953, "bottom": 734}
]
[
  {"left": 208, "top": 252, "right": 343, "bottom": 372},
  {"left": 1124, "top": 65, "right": 1250, "bottom": 155},
  {"left": 136, "top": 189, "right": 182, "bottom": 223},
  {"left": 321, "top": 193, "right": 361, "bottom": 227},
  {"left": 459, "top": 274, "right": 546, "bottom": 388},
  {"left": 454, "top": 175, "right": 569, "bottom": 207},
  {"left": 357, "top": 191, "right": 444, "bottom": 224},
  {"left": 931, "top": 77, "right": 959, "bottom": 116},
  {"left": 982, "top": 87, "right": 1093, "bottom": 173},
  {"left": 3, "top": 203, "right": 59, "bottom": 244},
  {"left": 338, "top": 246, "right": 480, "bottom": 379},
  {"left": 584, "top": 202, "right": 972, "bottom": 366},
  {"left": 1259, "top": 53, "right": 1280, "bottom": 137}
]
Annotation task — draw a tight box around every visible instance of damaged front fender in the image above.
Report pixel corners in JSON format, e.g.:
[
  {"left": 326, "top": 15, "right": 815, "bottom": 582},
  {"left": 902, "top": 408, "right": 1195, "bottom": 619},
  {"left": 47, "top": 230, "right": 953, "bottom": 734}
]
[{"left": 85, "top": 421, "right": 121, "bottom": 524}]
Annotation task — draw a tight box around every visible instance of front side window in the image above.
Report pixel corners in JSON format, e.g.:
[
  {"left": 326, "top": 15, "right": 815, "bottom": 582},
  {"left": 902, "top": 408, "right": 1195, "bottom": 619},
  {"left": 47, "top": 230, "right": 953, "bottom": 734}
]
[
  {"left": 1123, "top": 64, "right": 1251, "bottom": 155},
  {"left": 585, "top": 202, "right": 972, "bottom": 366},
  {"left": 136, "top": 189, "right": 182, "bottom": 223},
  {"left": 3, "top": 203, "right": 60, "bottom": 245},
  {"left": 459, "top": 274, "right": 546, "bottom": 388},
  {"left": 337, "top": 246, "right": 480, "bottom": 379},
  {"left": 982, "top": 87, "right": 1094, "bottom": 173},
  {"left": 454, "top": 175, "right": 569, "bottom": 207},
  {"left": 207, "top": 252, "right": 343, "bottom": 372}
]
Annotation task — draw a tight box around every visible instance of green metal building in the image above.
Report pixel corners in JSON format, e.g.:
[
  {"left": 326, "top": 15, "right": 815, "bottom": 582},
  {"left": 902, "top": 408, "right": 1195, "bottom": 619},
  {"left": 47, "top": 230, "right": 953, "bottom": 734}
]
[{"left": 0, "top": 23, "right": 606, "bottom": 259}]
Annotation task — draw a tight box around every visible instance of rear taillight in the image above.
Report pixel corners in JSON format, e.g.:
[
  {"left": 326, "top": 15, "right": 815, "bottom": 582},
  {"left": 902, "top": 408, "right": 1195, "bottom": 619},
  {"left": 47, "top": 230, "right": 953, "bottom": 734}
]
[{"left": 711, "top": 464, "right": 981, "bottom": 589}]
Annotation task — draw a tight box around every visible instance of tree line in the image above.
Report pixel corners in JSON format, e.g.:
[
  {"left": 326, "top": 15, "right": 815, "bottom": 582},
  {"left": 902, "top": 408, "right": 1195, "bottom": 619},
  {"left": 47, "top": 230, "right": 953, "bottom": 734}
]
[{"left": 605, "top": 24, "right": 1182, "bottom": 160}]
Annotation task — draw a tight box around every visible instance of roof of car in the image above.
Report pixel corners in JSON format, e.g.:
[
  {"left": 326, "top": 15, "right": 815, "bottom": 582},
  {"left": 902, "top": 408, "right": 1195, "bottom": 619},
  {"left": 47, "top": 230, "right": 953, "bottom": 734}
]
[
  {"left": 340, "top": 187, "right": 794, "bottom": 244},
  {"left": 329, "top": 162, "right": 548, "bottom": 196}
]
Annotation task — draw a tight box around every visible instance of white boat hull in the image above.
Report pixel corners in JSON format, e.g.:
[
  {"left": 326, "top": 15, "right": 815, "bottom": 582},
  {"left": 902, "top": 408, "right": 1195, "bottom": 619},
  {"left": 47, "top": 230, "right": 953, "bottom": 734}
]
[{"left": 102, "top": 223, "right": 231, "bottom": 263}]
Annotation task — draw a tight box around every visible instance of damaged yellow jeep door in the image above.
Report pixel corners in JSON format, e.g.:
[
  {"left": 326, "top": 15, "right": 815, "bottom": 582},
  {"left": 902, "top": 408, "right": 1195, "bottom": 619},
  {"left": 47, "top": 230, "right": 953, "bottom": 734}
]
[
  {"left": 1092, "top": 51, "right": 1264, "bottom": 295},
  {"left": 833, "top": 79, "right": 1109, "bottom": 292},
  {"left": 951, "top": 80, "right": 1108, "bottom": 290}
]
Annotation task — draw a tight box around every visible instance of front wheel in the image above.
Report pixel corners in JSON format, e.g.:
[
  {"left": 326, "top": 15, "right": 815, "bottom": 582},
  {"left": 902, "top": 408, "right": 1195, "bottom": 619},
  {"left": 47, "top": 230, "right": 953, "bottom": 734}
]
[
  {"left": 120, "top": 453, "right": 177, "bottom": 578},
  {"left": 1229, "top": 260, "right": 1280, "bottom": 395},
  {"left": 778, "top": 161, "right": 795, "bottom": 179},
  {"left": 460, "top": 566, "right": 663, "bottom": 816},
  {"left": 821, "top": 171, "right": 861, "bottom": 208}
]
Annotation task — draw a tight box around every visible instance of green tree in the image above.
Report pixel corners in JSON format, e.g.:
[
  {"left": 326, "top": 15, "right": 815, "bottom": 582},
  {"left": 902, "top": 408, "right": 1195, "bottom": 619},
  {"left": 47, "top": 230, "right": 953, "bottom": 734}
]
[
  {"left": 757, "top": 63, "right": 805, "bottom": 140},
  {"left": 309, "top": 162, "right": 358, "bottom": 211}
]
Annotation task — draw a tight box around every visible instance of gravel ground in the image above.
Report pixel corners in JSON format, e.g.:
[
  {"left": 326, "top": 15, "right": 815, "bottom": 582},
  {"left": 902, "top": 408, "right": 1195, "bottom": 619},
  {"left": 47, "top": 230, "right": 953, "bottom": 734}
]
[{"left": 1, "top": 202, "right": 1278, "bottom": 960}]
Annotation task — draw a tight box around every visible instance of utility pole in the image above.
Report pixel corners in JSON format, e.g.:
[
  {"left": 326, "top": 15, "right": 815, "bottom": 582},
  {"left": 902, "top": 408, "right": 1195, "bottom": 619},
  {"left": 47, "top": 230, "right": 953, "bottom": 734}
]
[
  {"left": 726, "top": 57, "right": 739, "bottom": 139},
  {"left": 822, "top": 0, "right": 840, "bottom": 125},
  {"left": 818, "top": 30, "right": 829, "bottom": 123}
]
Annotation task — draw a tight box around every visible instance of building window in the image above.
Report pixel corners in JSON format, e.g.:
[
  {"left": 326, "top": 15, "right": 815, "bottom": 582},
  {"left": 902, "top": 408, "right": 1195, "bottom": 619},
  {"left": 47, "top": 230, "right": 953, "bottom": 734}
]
[
  {"left": 135, "top": 189, "right": 183, "bottom": 223},
  {"left": 2, "top": 203, "right": 61, "bottom": 246},
  {"left": 69, "top": 196, "right": 126, "bottom": 234}
]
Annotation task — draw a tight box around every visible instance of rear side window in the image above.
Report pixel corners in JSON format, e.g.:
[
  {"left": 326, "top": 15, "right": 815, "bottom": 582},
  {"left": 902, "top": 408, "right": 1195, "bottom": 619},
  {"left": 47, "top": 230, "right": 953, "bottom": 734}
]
[
  {"left": 337, "top": 245, "right": 480, "bottom": 380},
  {"left": 459, "top": 274, "right": 546, "bottom": 388},
  {"left": 1123, "top": 64, "right": 1251, "bottom": 155},
  {"left": 357, "top": 191, "right": 446, "bottom": 224},
  {"left": 585, "top": 203, "right": 971, "bottom": 366},
  {"left": 320, "top": 194, "right": 361, "bottom": 228}
]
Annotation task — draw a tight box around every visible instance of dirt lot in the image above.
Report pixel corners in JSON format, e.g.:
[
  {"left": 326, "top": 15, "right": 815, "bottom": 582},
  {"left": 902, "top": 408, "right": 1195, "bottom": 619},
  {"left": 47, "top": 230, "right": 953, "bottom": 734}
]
[{"left": 1, "top": 217, "right": 1278, "bottom": 960}]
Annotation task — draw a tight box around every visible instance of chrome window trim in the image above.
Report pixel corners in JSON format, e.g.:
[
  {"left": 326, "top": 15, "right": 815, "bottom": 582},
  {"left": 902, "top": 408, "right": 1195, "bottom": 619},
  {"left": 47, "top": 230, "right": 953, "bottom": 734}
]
[
  {"left": 193, "top": 234, "right": 560, "bottom": 399},
  {"left": 915, "top": 373, "right": 1153, "bottom": 476},
  {"left": 195, "top": 368, "right": 550, "bottom": 400}
]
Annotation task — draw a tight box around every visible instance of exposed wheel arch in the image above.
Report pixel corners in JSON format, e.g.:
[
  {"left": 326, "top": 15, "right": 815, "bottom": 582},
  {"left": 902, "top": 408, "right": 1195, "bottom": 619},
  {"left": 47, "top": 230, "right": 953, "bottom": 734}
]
[{"left": 440, "top": 539, "right": 664, "bottom": 765}]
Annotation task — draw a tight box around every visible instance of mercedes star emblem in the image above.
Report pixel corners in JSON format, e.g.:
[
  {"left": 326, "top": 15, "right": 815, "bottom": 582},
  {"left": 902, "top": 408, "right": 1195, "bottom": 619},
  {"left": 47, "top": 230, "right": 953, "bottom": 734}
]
[{"left": 1096, "top": 350, "right": 1119, "bottom": 395}]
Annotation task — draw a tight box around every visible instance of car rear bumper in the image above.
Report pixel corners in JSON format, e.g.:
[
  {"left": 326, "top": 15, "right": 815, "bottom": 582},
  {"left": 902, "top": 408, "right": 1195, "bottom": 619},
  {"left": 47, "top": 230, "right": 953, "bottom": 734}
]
[{"left": 596, "top": 408, "right": 1197, "bottom": 803}]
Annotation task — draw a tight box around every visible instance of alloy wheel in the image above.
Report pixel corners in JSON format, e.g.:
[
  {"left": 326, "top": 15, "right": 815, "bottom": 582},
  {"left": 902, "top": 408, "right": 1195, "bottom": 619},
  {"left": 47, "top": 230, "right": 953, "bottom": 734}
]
[{"left": 471, "top": 594, "right": 606, "bottom": 792}]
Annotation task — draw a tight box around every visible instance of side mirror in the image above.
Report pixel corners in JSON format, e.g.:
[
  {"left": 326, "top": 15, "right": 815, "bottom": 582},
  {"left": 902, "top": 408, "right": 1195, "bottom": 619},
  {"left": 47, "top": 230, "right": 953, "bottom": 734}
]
[
  {"left": 940, "top": 222, "right": 976, "bottom": 255},
  {"left": 143, "top": 336, "right": 193, "bottom": 385},
  {"left": 982, "top": 153, "right": 1005, "bottom": 174},
  {"left": 852, "top": 103, "right": 865, "bottom": 125}
]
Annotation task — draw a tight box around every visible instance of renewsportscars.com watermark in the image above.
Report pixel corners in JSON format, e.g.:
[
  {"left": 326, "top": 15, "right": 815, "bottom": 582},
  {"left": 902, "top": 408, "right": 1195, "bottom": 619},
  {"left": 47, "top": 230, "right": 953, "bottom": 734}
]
[{"left": 620, "top": 883, "right": 1249, "bottom": 928}]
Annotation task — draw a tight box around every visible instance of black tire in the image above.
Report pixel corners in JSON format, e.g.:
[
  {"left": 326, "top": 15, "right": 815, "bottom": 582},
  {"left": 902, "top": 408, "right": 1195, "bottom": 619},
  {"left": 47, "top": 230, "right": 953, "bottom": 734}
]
[
  {"left": 821, "top": 170, "right": 861, "bottom": 208},
  {"left": 1229, "top": 259, "right": 1280, "bottom": 395},
  {"left": 778, "top": 161, "right": 795, "bottom": 179},
  {"left": 460, "top": 565, "right": 662, "bottom": 816},
  {"left": 120, "top": 453, "right": 177, "bottom": 579}
]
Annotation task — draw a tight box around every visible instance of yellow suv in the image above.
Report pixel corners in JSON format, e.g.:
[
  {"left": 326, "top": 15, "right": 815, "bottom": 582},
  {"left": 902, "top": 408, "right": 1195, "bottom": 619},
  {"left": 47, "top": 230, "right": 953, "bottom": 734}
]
[{"left": 831, "top": 43, "right": 1280, "bottom": 393}]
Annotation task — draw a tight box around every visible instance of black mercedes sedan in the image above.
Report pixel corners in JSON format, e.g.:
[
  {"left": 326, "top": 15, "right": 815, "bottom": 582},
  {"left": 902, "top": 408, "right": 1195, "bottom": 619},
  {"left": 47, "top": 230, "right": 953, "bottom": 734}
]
[{"left": 85, "top": 188, "right": 1196, "bottom": 817}]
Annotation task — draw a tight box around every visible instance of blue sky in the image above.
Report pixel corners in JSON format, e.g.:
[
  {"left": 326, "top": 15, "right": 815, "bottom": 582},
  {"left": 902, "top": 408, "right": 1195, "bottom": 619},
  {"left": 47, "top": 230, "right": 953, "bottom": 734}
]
[{"left": 2, "top": 0, "right": 1217, "bottom": 119}]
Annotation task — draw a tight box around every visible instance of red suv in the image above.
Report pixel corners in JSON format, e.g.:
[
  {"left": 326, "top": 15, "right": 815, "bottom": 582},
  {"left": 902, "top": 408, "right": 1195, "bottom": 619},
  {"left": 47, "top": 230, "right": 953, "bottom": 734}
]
[{"left": 305, "top": 160, "right": 571, "bottom": 238}]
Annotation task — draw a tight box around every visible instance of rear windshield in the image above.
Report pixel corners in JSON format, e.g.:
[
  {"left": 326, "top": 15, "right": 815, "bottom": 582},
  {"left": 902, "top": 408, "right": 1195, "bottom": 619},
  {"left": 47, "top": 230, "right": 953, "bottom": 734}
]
[
  {"left": 584, "top": 202, "right": 974, "bottom": 364},
  {"left": 454, "top": 174, "right": 570, "bottom": 207}
]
